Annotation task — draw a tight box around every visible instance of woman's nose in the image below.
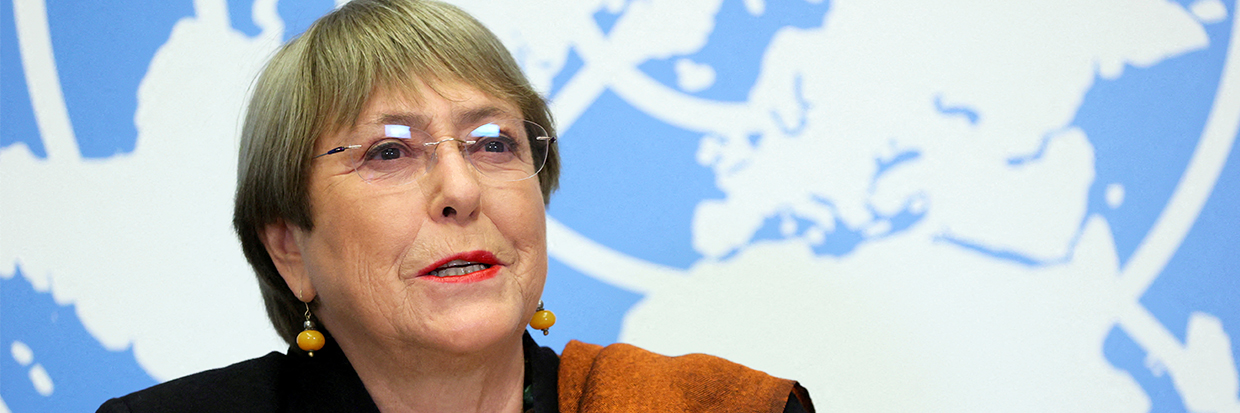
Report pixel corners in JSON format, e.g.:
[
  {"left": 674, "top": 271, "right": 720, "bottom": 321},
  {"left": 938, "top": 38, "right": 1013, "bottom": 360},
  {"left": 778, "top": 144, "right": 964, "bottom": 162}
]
[{"left": 424, "top": 138, "right": 481, "bottom": 221}]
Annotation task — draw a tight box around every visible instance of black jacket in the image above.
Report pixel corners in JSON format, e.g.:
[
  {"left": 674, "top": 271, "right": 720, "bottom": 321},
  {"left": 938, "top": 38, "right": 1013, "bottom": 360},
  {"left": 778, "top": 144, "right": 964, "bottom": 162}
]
[{"left": 98, "top": 333, "right": 810, "bottom": 412}]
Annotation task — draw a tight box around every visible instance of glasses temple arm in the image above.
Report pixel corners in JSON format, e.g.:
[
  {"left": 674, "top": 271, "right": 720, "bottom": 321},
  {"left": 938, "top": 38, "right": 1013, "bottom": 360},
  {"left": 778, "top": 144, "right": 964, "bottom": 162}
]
[{"left": 313, "top": 145, "right": 362, "bottom": 159}]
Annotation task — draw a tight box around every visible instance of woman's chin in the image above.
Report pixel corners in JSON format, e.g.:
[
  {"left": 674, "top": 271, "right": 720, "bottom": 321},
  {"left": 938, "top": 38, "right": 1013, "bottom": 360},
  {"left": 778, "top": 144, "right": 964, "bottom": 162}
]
[{"left": 408, "top": 310, "right": 525, "bottom": 355}]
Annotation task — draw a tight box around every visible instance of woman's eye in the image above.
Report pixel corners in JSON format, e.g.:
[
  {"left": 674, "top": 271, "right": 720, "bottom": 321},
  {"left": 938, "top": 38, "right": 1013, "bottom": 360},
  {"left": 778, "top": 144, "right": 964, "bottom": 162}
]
[
  {"left": 483, "top": 140, "right": 509, "bottom": 153},
  {"left": 477, "top": 137, "right": 516, "bottom": 153},
  {"left": 365, "top": 140, "right": 412, "bottom": 161},
  {"left": 378, "top": 146, "right": 402, "bottom": 160}
]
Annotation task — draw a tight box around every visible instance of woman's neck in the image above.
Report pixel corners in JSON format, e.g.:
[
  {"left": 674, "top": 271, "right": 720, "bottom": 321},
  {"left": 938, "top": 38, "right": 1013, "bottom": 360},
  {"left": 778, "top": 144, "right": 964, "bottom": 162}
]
[{"left": 336, "top": 332, "right": 527, "bottom": 413}]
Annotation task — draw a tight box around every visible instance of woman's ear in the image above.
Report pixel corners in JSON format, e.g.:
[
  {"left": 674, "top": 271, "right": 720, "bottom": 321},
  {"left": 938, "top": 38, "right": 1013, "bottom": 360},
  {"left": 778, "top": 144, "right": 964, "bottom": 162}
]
[{"left": 261, "top": 220, "right": 316, "bottom": 302}]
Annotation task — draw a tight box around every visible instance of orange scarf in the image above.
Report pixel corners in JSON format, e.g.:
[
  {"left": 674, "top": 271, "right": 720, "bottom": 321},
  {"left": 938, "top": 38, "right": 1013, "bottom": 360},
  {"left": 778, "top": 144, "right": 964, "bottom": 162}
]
[{"left": 558, "top": 340, "right": 811, "bottom": 413}]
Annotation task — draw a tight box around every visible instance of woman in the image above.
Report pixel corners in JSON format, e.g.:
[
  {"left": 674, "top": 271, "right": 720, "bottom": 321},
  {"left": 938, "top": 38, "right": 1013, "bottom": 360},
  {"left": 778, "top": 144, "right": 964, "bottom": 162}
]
[{"left": 98, "top": 1, "right": 812, "bottom": 412}]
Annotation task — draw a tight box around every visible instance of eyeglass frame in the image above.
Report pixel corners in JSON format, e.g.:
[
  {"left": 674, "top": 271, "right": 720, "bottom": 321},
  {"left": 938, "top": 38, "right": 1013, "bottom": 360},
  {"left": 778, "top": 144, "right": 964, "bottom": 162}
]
[{"left": 312, "top": 120, "right": 556, "bottom": 184}]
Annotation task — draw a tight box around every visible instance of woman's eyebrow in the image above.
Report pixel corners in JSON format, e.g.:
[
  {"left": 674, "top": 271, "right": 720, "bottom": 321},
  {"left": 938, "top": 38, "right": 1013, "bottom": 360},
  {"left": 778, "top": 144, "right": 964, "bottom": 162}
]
[
  {"left": 374, "top": 113, "right": 429, "bottom": 128},
  {"left": 454, "top": 106, "right": 513, "bottom": 127},
  {"left": 368, "top": 106, "right": 514, "bottom": 130}
]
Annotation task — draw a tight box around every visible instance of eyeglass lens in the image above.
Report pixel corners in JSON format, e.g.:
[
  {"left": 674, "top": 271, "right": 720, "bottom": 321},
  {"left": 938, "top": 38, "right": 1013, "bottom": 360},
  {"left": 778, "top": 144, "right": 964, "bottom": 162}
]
[{"left": 351, "top": 119, "right": 551, "bottom": 185}]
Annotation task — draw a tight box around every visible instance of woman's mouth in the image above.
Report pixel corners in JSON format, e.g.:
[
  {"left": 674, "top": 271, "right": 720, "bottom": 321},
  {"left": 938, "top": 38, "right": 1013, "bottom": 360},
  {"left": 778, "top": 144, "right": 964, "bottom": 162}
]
[
  {"left": 426, "top": 260, "right": 493, "bottom": 277},
  {"left": 417, "top": 251, "right": 502, "bottom": 283}
]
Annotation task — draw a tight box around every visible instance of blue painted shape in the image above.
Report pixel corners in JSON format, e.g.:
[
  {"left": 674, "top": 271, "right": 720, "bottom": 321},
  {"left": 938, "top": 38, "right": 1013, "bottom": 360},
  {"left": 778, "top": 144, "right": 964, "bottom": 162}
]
[
  {"left": 741, "top": 153, "right": 927, "bottom": 259},
  {"left": 227, "top": 0, "right": 261, "bottom": 37},
  {"left": 770, "top": 74, "right": 811, "bottom": 135},
  {"left": 809, "top": 217, "right": 865, "bottom": 256},
  {"left": 549, "top": 47, "right": 584, "bottom": 99},
  {"left": 1140, "top": 132, "right": 1240, "bottom": 380},
  {"left": 278, "top": 0, "right": 335, "bottom": 41},
  {"left": 1006, "top": 129, "right": 1061, "bottom": 166},
  {"left": 637, "top": 0, "right": 831, "bottom": 102},
  {"left": 884, "top": 202, "right": 925, "bottom": 235},
  {"left": 933, "top": 94, "right": 980, "bottom": 125},
  {"left": 746, "top": 132, "right": 761, "bottom": 147},
  {"left": 1167, "top": 0, "right": 1207, "bottom": 10},
  {"left": 791, "top": 198, "right": 860, "bottom": 256},
  {"left": 749, "top": 212, "right": 789, "bottom": 244},
  {"left": 747, "top": 212, "right": 863, "bottom": 257},
  {"left": 1007, "top": 126, "right": 1092, "bottom": 166},
  {"left": 1, "top": 267, "right": 158, "bottom": 412},
  {"left": 552, "top": 89, "right": 724, "bottom": 269},
  {"left": 866, "top": 193, "right": 927, "bottom": 236},
  {"left": 0, "top": 0, "right": 46, "bottom": 157},
  {"left": 1102, "top": 325, "right": 1188, "bottom": 412},
  {"left": 537, "top": 257, "right": 644, "bottom": 352},
  {"left": 1075, "top": 1, "right": 1231, "bottom": 268},
  {"left": 592, "top": 3, "right": 624, "bottom": 36},
  {"left": 934, "top": 233, "right": 1047, "bottom": 267},
  {"left": 874, "top": 149, "right": 920, "bottom": 178},
  {"left": 44, "top": 1, "right": 193, "bottom": 158},
  {"left": 638, "top": 57, "right": 677, "bottom": 90}
]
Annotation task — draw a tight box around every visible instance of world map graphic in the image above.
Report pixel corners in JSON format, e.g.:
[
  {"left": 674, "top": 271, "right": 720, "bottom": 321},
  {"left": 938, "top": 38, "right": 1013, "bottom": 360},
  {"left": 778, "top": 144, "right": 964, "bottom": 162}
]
[{"left": 2, "top": 0, "right": 1238, "bottom": 411}]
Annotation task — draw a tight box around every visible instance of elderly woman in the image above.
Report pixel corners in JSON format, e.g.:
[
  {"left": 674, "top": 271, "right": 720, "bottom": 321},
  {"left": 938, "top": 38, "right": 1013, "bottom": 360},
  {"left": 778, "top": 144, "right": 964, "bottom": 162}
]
[{"left": 99, "top": 1, "right": 812, "bottom": 412}]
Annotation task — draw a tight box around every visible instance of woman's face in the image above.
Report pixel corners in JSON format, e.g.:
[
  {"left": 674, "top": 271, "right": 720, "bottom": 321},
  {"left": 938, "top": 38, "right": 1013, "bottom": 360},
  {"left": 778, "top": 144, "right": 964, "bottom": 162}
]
[{"left": 287, "top": 81, "right": 547, "bottom": 354}]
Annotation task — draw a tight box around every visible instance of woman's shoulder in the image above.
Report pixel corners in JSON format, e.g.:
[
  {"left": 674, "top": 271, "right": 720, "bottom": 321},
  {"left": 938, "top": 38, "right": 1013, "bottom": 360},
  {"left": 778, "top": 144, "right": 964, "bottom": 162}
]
[
  {"left": 97, "top": 351, "right": 288, "bottom": 413},
  {"left": 99, "top": 340, "right": 378, "bottom": 413},
  {"left": 557, "top": 340, "right": 814, "bottom": 413}
]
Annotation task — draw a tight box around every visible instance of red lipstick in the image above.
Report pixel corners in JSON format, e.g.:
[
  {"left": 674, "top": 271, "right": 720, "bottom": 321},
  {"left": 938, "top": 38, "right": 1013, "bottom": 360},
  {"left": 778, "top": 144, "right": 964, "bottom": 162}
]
[{"left": 417, "top": 251, "right": 501, "bottom": 284}]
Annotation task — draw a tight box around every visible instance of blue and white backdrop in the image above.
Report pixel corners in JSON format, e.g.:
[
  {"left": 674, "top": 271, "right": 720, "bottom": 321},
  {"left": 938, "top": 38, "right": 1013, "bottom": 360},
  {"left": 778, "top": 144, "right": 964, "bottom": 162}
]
[{"left": 3, "top": 0, "right": 1239, "bottom": 411}]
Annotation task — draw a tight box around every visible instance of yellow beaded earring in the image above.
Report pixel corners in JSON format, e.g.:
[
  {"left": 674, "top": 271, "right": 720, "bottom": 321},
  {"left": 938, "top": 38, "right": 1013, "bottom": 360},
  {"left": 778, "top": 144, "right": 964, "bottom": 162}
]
[
  {"left": 529, "top": 300, "right": 556, "bottom": 335},
  {"left": 297, "top": 302, "right": 325, "bottom": 357}
]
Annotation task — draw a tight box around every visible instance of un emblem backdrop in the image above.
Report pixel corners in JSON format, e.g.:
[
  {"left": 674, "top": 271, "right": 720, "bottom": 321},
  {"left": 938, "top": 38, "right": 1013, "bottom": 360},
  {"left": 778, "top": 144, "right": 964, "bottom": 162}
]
[{"left": 3, "top": 0, "right": 1238, "bottom": 411}]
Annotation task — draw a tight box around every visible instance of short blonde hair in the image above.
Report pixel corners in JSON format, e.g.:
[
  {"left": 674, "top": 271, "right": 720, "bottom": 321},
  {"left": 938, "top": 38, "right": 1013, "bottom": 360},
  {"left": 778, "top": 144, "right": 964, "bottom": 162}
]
[{"left": 233, "top": 0, "right": 559, "bottom": 346}]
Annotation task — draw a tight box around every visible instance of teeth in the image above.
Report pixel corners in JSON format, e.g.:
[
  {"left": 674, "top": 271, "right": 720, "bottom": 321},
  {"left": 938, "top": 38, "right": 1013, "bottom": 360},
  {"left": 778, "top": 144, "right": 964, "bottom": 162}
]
[
  {"left": 432, "top": 264, "right": 487, "bottom": 277},
  {"left": 428, "top": 260, "right": 491, "bottom": 277}
]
